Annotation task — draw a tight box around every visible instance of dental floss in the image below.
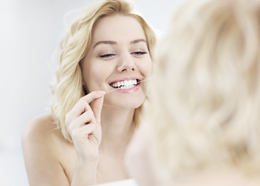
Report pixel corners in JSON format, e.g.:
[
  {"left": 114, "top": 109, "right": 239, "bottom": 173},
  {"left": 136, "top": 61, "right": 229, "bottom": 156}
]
[
  {"left": 96, "top": 148, "right": 103, "bottom": 184},
  {"left": 97, "top": 170, "right": 102, "bottom": 184},
  {"left": 105, "top": 78, "right": 152, "bottom": 93}
]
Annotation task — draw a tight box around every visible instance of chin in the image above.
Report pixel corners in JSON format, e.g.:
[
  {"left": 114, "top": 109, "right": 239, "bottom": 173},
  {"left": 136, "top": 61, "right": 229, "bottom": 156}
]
[
  {"left": 104, "top": 95, "right": 146, "bottom": 110},
  {"left": 120, "top": 99, "right": 143, "bottom": 109}
]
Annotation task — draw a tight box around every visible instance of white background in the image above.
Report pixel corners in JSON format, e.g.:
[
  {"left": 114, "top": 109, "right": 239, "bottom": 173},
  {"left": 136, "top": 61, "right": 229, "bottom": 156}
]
[{"left": 0, "top": 0, "right": 181, "bottom": 185}]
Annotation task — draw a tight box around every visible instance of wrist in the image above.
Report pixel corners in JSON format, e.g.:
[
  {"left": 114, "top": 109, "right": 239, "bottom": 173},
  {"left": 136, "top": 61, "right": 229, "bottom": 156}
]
[
  {"left": 72, "top": 160, "right": 98, "bottom": 186},
  {"left": 75, "top": 159, "right": 98, "bottom": 183},
  {"left": 76, "top": 157, "right": 98, "bottom": 169},
  {"left": 77, "top": 152, "right": 99, "bottom": 162}
]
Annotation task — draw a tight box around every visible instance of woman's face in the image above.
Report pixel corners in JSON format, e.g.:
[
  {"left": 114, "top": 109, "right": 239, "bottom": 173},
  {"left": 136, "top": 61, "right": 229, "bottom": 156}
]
[{"left": 81, "top": 15, "right": 152, "bottom": 109}]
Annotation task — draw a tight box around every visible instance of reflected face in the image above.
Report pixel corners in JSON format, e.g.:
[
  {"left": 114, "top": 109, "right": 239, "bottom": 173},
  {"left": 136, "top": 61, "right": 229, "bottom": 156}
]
[{"left": 81, "top": 15, "right": 152, "bottom": 109}]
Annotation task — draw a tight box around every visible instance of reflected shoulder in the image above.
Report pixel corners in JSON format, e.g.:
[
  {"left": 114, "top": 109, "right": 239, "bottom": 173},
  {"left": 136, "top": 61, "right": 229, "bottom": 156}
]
[
  {"left": 21, "top": 113, "right": 65, "bottom": 149},
  {"left": 21, "top": 113, "right": 72, "bottom": 185}
]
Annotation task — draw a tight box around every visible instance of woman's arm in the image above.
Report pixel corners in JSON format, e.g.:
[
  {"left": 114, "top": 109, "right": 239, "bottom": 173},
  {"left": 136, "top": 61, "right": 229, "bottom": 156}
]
[{"left": 66, "top": 91, "right": 105, "bottom": 185}]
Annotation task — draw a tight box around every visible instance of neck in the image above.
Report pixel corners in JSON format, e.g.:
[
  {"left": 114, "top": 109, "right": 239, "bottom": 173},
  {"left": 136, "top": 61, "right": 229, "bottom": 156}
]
[{"left": 99, "top": 104, "right": 136, "bottom": 155}]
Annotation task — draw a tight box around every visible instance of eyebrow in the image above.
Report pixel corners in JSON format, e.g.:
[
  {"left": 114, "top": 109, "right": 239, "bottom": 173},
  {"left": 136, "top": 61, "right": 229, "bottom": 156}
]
[
  {"left": 93, "top": 39, "right": 147, "bottom": 49},
  {"left": 93, "top": 40, "right": 117, "bottom": 48},
  {"left": 130, "top": 39, "right": 147, "bottom": 44}
]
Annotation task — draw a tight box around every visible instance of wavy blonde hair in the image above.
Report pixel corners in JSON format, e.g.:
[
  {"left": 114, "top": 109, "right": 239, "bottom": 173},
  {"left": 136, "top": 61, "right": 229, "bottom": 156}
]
[
  {"left": 147, "top": 0, "right": 260, "bottom": 181},
  {"left": 51, "top": 0, "right": 156, "bottom": 142}
]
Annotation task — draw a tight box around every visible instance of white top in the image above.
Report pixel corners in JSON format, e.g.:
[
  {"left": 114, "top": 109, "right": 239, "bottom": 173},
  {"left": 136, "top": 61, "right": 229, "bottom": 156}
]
[{"left": 94, "top": 179, "right": 137, "bottom": 186}]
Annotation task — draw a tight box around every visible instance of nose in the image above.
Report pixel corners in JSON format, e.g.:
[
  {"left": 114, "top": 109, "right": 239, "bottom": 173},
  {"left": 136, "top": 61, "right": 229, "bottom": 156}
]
[{"left": 117, "top": 53, "right": 136, "bottom": 72}]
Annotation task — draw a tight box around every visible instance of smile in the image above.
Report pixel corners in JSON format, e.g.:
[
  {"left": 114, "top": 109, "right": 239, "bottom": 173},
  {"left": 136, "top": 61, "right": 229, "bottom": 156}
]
[{"left": 109, "top": 79, "right": 141, "bottom": 90}]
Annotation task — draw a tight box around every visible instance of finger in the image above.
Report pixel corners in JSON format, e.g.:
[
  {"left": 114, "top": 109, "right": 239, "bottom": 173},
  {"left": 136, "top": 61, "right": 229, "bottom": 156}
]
[
  {"left": 71, "top": 123, "right": 96, "bottom": 140},
  {"left": 65, "top": 100, "right": 92, "bottom": 127},
  {"left": 66, "top": 91, "right": 105, "bottom": 126},
  {"left": 68, "top": 110, "right": 95, "bottom": 132},
  {"left": 81, "top": 124, "right": 96, "bottom": 136},
  {"left": 69, "top": 91, "right": 105, "bottom": 117},
  {"left": 81, "top": 91, "right": 106, "bottom": 104},
  {"left": 91, "top": 96, "right": 105, "bottom": 124}
]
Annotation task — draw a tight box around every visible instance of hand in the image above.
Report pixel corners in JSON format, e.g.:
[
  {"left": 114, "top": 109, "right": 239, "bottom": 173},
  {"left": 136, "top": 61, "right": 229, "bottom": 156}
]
[{"left": 65, "top": 91, "right": 106, "bottom": 162}]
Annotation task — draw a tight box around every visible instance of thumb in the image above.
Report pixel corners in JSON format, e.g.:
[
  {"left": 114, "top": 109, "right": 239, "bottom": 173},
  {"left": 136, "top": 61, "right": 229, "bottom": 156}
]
[{"left": 91, "top": 95, "right": 105, "bottom": 123}]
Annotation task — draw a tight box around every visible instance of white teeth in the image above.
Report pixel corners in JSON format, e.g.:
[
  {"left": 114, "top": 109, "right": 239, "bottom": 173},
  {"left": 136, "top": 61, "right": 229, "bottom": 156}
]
[
  {"left": 124, "top": 80, "right": 129, "bottom": 86},
  {"left": 111, "top": 79, "right": 139, "bottom": 89}
]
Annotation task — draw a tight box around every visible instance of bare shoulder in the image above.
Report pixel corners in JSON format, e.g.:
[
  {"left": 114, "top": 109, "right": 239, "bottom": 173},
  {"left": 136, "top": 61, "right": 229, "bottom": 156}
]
[
  {"left": 23, "top": 113, "right": 61, "bottom": 141},
  {"left": 22, "top": 113, "right": 71, "bottom": 186},
  {"left": 22, "top": 113, "right": 64, "bottom": 151},
  {"left": 21, "top": 113, "right": 69, "bottom": 161}
]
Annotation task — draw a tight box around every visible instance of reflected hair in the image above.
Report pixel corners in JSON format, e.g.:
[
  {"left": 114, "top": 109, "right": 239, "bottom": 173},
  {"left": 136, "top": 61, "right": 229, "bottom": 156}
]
[
  {"left": 50, "top": 0, "right": 156, "bottom": 142},
  {"left": 147, "top": 0, "right": 260, "bottom": 181}
]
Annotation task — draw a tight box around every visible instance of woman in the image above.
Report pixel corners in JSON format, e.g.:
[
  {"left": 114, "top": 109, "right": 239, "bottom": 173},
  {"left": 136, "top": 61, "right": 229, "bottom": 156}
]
[
  {"left": 22, "top": 0, "right": 156, "bottom": 185},
  {"left": 126, "top": 0, "right": 260, "bottom": 185}
]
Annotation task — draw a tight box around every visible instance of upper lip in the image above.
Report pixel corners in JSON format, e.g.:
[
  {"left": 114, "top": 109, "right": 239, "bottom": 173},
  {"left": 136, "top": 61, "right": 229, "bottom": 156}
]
[{"left": 109, "top": 77, "right": 142, "bottom": 85}]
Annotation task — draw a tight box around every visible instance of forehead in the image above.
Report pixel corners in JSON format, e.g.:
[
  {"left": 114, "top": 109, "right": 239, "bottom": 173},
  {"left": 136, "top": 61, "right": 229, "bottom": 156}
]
[{"left": 92, "top": 15, "right": 146, "bottom": 44}]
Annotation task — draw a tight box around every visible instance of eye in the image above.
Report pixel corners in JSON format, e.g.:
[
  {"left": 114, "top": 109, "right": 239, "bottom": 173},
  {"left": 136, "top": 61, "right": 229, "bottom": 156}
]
[
  {"left": 99, "top": 53, "right": 116, "bottom": 58},
  {"left": 131, "top": 51, "right": 147, "bottom": 56}
]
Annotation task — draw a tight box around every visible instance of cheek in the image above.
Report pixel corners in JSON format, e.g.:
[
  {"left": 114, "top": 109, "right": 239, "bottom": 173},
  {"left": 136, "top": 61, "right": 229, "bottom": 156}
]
[
  {"left": 138, "top": 58, "right": 152, "bottom": 77},
  {"left": 82, "top": 62, "right": 113, "bottom": 90},
  {"left": 140, "top": 58, "right": 152, "bottom": 94},
  {"left": 82, "top": 64, "right": 101, "bottom": 87}
]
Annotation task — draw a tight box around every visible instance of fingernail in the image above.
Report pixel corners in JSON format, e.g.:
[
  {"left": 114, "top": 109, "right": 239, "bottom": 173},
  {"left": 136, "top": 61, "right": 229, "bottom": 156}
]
[{"left": 98, "top": 91, "right": 106, "bottom": 95}]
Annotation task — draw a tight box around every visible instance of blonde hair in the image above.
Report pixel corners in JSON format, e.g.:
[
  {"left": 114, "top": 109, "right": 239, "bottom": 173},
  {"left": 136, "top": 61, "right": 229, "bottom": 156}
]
[
  {"left": 147, "top": 0, "right": 260, "bottom": 181},
  {"left": 51, "top": 0, "right": 156, "bottom": 142}
]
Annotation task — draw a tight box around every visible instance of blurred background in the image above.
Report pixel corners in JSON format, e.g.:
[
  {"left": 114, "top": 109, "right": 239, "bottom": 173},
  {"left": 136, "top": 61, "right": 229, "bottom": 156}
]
[{"left": 0, "top": 0, "right": 181, "bottom": 185}]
